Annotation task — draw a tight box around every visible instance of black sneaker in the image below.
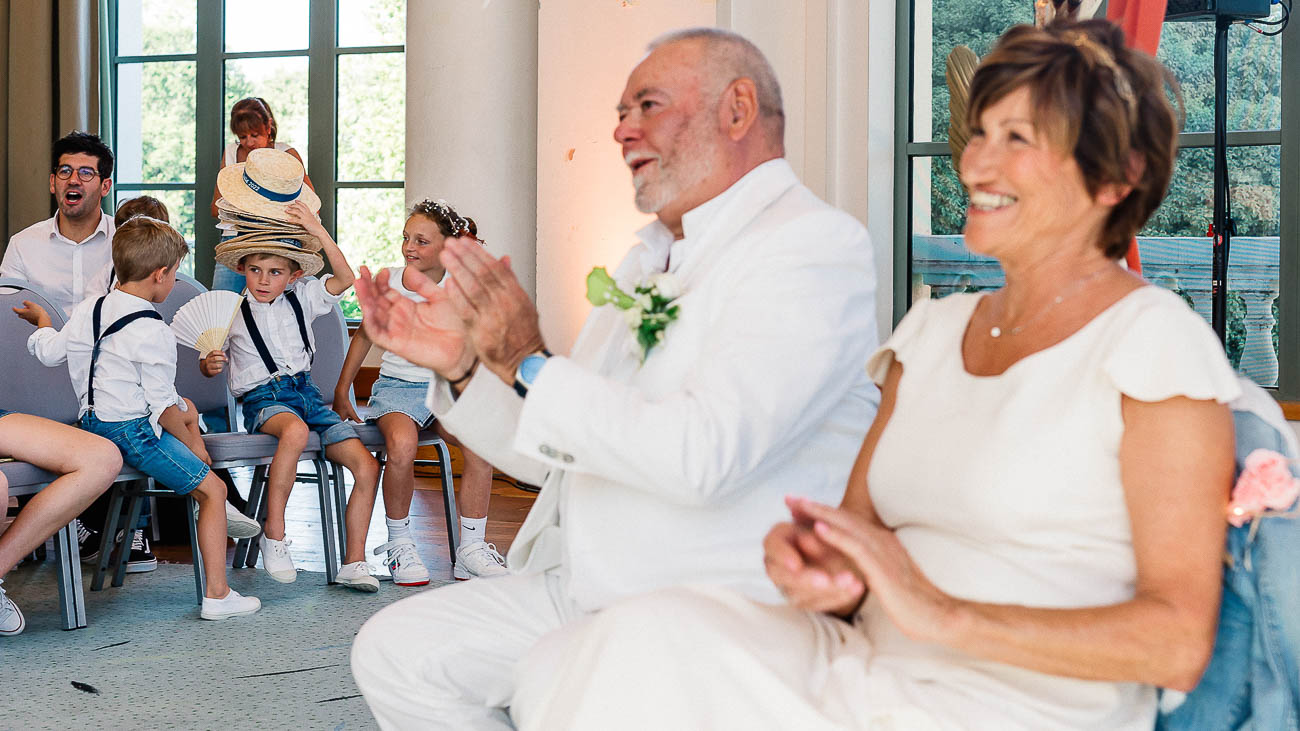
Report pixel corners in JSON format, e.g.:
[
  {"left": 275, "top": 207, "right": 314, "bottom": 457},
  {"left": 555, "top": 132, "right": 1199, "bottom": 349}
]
[
  {"left": 76, "top": 520, "right": 103, "bottom": 565},
  {"left": 125, "top": 530, "right": 157, "bottom": 573}
]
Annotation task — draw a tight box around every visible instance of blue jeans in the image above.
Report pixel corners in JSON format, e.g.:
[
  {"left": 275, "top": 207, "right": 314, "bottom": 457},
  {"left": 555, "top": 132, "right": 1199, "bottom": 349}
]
[
  {"left": 1157, "top": 410, "right": 1300, "bottom": 730},
  {"left": 211, "top": 262, "right": 246, "bottom": 293},
  {"left": 80, "top": 413, "right": 209, "bottom": 495},
  {"left": 240, "top": 371, "right": 358, "bottom": 446}
]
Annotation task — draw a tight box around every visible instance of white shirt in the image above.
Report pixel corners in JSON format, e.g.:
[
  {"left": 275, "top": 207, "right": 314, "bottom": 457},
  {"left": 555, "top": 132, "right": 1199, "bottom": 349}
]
[
  {"left": 430, "top": 159, "right": 881, "bottom": 611},
  {"left": 28, "top": 288, "right": 182, "bottom": 435},
  {"left": 225, "top": 275, "right": 343, "bottom": 396},
  {"left": 377, "top": 266, "right": 442, "bottom": 383},
  {"left": 223, "top": 140, "right": 290, "bottom": 167},
  {"left": 1, "top": 212, "right": 115, "bottom": 317}
]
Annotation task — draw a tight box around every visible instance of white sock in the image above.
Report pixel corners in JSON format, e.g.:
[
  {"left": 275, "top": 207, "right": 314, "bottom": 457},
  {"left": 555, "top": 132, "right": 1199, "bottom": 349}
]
[
  {"left": 386, "top": 515, "right": 412, "bottom": 543},
  {"left": 460, "top": 516, "right": 487, "bottom": 545}
]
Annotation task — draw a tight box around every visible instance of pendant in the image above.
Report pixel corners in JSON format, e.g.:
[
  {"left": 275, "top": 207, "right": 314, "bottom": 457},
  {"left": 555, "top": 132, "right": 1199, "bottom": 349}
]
[{"left": 990, "top": 326, "right": 1002, "bottom": 338}]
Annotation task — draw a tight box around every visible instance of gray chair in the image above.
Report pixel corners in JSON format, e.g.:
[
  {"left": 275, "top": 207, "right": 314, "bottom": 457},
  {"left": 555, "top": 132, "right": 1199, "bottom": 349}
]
[
  {"left": 309, "top": 301, "right": 461, "bottom": 563},
  {"left": 0, "top": 278, "right": 133, "bottom": 629}
]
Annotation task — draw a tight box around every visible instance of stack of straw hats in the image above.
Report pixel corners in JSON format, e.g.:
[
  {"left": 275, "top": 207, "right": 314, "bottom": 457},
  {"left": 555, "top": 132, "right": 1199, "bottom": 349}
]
[{"left": 214, "top": 147, "right": 325, "bottom": 276}]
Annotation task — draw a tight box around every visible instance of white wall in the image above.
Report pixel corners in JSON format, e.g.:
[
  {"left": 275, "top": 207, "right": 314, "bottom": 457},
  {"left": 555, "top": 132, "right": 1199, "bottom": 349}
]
[{"left": 535, "top": 0, "right": 715, "bottom": 352}]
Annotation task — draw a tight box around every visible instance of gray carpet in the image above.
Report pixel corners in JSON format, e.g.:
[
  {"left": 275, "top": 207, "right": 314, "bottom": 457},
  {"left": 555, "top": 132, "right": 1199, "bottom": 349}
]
[{"left": 0, "top": 558, "right": 450, "bottom": 730}]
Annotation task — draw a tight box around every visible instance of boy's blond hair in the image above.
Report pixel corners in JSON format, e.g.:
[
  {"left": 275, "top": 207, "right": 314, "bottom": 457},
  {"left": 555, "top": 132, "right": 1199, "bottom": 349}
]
[{"left": 113, "top": 215, "right": 188, "bottom": 283}]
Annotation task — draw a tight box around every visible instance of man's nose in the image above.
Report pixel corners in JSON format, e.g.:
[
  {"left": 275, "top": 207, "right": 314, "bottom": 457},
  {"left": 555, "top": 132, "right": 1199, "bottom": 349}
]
[{"left": 613, "top": 115, "right": 640, "bottom": 144}]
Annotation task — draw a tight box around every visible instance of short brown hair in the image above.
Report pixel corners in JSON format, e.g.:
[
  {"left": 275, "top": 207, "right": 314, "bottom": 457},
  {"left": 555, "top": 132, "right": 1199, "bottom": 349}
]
[
  {"left": 112, "top": 216, "right": 188, "bottom": 283},
  {"left": 114, "top": 195, "right": 169, "bottom": 227},
  {"left": 409, "top": 199, "right": 479, "bottom": 241},
  {"left": 967, "top": 20, "right": 1182, "bottom": 259}
]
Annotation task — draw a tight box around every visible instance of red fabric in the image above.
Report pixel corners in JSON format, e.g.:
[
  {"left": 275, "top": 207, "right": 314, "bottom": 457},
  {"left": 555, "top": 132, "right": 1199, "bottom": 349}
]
[{"left": 1107, "top": 0, "right": 1169, "bottom": 274}]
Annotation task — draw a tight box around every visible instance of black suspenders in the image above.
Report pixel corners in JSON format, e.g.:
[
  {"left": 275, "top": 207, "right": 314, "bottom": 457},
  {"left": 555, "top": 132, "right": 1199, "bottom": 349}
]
[
  {"left": 239, "top": 290, "right": 313, "bottom": 378},
  {"left": 88, "top": 295, "right": 163, "bottom": 411}
]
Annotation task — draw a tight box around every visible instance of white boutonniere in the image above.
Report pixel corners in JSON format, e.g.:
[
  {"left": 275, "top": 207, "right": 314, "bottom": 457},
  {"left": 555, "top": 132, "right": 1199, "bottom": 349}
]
[{"left": 585, "top": 267, "right": 682, "bottom": 362}]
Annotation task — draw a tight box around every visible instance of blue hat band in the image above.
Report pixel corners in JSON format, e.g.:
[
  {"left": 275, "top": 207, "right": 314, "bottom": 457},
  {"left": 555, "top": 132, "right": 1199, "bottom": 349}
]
[{"left": 243, "top": 170, "right": 301, "bottom": 203}]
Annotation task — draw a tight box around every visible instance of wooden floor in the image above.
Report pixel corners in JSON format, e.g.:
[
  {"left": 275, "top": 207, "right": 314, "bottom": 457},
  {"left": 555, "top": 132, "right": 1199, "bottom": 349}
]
[{"left": 152, "top": 462, "right": 537, "bottom": 581}]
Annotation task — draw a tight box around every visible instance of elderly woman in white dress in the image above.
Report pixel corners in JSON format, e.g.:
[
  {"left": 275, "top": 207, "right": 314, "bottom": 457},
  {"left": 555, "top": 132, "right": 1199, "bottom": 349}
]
[{"left": 508, "top": 20, "right": 1240, "bottom": 731}]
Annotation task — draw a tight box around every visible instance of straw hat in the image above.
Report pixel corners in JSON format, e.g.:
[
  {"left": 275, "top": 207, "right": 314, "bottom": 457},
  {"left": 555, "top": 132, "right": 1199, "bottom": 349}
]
[
  {"left": 221, "top": 228, "right": 321, "bottom": 251},
  {"left": 216, "top": 148, "right": 321, "bottom": 220},
  {"left": 215, "top": 234, "right": 324, "bottom": 276}
]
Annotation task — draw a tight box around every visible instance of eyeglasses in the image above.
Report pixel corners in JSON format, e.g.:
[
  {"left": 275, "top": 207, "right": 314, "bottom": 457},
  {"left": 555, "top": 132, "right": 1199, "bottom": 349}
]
[{"left": 54, "top": 165, "right": 100, "bottom": 182}]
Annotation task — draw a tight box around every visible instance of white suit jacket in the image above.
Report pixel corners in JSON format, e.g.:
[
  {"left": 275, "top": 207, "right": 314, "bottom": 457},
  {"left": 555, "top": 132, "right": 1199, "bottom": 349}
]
[{"left": 429, "top": 159, "right": 880, "bottom": 611}]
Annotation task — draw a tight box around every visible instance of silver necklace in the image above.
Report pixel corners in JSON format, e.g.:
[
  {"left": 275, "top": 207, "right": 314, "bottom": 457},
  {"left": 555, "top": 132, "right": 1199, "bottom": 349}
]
[{"left": 988, "top": 266, "right": 1113, "bottom": 338}]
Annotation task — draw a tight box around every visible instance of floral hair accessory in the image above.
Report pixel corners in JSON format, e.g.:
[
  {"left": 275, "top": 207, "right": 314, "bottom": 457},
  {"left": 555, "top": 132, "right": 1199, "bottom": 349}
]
[
  {"left": 1227, "top": 448, "right": 1300, "bottom": 529},
  {"left": 586, "top": 267, "right": 682, "bottom": 362}
]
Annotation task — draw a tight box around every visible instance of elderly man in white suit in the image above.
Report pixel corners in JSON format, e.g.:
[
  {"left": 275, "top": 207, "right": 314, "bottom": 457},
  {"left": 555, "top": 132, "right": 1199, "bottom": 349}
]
[{"left": 349, "top": 27, "right": 880, "bottom": 729}]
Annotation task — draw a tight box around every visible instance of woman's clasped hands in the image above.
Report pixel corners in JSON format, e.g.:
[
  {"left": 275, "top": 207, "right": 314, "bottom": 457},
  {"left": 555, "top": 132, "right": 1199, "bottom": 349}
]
[{"left": 766, "top": 495, "right": 960, "bottom": 644}]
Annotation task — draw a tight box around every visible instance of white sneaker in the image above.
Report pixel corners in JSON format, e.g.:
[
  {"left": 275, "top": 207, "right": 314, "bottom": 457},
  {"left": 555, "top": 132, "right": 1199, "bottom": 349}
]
[
  {"left": 192, "top": 502, "right": 263, "bottom": 540},
  {"left": 258, "top": 536, "right": 297, "bottom": 583},
  {"left": 200, "top": 588, "right": 261, "bottom": 620},
  {"left": 373, "top": 538, "right": 430, "bottom": 587},
  {"left": 0, "top": 580, "right": 24, "bottom": 636},
  {"left": 336, "top": 561, "right": 379, "bottom": 593},
  {"left": 225, "top": 502, "right": 262, "bottom": 539},
  {"left": 453, "top": 541, "right": 507, "bottom": 580}
]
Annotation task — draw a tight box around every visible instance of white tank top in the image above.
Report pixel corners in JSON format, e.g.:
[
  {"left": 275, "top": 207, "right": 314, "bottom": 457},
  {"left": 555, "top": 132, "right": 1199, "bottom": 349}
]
[
  {"left": 376, "top": 266, "right": 446, "bottom": 383},
  {"left": 223, "top": 140, "right": 290, "bottom": 167}
]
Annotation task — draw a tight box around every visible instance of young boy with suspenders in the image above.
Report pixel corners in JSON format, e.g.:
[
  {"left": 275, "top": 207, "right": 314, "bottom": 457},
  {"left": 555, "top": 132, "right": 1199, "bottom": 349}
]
[
  {"left": 201, "top": 201, "right": 381, "bottom": 592},
  {"left": 17, "top": 215, "right": 261, "bottom": 620}
]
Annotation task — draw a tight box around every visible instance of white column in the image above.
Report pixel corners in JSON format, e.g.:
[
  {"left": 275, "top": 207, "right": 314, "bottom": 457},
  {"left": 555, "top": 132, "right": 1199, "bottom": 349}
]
[{"left": 405, "top": 0, "right": 538, "bottom": 297}]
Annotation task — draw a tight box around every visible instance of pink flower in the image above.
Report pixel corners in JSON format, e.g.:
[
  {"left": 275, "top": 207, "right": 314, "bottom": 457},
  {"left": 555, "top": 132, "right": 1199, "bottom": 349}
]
[{"left": 1227, "top": 449, "right": 1300, "bottom": 527}]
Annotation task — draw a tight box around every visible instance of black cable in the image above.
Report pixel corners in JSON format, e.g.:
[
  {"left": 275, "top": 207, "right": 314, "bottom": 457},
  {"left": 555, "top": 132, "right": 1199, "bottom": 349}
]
[{"left": 1243, "top": 0, "right": 1289, "bottom": 34}]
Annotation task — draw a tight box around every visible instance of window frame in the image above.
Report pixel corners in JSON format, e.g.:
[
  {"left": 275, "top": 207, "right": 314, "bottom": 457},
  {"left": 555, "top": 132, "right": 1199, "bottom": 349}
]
[
  {"left": 892, "top": 0, "right": 1300, "bottom": 399},
  {"left": 106, "top": 0, "right": 405, "bottom": 296}
]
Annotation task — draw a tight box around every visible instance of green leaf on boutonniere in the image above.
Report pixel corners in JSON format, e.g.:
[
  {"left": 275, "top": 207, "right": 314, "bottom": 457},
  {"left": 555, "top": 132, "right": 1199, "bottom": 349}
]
[{"left": 585, "top": 267, "right": 635, "bottom": 308}]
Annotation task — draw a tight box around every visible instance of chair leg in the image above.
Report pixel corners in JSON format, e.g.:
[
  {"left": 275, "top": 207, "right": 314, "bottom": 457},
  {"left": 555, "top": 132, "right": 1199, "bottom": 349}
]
[
  {"left": 54, "top": 521, "right": 87, "bottom": 630},
  {"left": 92, "top": 485, "right": 127, "bottom": 592},
  {"left": 333, "top": 462, "right": 348, "bottom": 560},
  {"left": 187, "top": 495, "right": 206, "bottom": 606},
  {"left": 234, "top": 466, "right": 268, "bottom": 569},
  {"left": 113, "top": 488, "right": 147, "bottom": 588},
  {"left": 315, "top": 459, "right": 340, "bottom": 584},
  {"left": 434, "top": 441, "right": 460, "bottom": 562}
]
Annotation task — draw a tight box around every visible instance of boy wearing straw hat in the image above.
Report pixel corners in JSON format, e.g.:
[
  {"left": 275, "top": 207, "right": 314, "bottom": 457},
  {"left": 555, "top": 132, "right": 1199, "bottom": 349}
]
[{"left": 203, "top": 193, "right": 381, "bottom": 593}]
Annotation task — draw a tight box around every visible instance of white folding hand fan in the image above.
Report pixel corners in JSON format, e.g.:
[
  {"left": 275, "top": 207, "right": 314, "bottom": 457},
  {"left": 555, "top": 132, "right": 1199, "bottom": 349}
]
[{"left": 171, "top": 290, "right": 245, "bottom": 356}]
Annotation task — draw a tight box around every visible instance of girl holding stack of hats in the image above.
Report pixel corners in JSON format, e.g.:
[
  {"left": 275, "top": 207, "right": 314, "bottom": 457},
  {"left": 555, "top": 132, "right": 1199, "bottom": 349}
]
[
  {"left": 207, "top": 147, "right": 384, "bottom": 593},
  {"left": 210, "top": 98, "right": 314, "bottom": 293}
]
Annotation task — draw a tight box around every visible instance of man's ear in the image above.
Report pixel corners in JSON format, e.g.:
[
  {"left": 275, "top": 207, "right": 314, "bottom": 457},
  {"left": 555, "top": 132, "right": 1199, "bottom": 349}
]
[
  {"left": 288, "top": 269, "right": 306, "bottom": 285},
  {"left": 49, "top": 174, "right": 57, "bottom": 196},
  {"left": 153, "top": 265, "right": 172, "bottom": 284},
  {"left": 101, "top": 177, "right": 113, "bottom": 198},
  {"left": 721, "top": 78, "right": 760, "bottom": 142}
]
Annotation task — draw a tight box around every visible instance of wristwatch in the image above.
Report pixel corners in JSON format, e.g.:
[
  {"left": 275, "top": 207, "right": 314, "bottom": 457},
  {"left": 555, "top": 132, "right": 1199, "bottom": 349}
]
[{"left": 513, "top": 349, "right": 553, "bottom": 398}]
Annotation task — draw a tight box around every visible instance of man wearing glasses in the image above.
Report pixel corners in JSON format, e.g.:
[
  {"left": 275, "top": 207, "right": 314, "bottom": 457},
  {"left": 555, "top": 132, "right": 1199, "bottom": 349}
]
[{"left": 1, "top": 131, "right": 115, "bottom": 316}]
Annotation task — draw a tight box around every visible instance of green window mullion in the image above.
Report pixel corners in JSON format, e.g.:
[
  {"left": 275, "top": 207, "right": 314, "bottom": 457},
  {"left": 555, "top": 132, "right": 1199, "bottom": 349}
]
[{"left": 193, "top": 0, "right": 223, "bottom": 286}]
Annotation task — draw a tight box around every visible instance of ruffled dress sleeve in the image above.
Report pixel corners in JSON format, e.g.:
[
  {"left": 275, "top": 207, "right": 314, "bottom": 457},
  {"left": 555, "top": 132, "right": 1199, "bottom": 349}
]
[
  {"left": 1102, "top": 288, "right": 1242, "bottom": 404},
  {"left": 866, "top": 295, "right": 946, "bottom": 385}
]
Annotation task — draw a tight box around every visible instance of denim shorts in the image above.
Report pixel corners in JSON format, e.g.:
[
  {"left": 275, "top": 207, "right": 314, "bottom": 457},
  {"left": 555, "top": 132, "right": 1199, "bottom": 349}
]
[
  {"left": 0, "top": 408, "right": 13, "bottom": 420},
  {"left": 80, "top": 413, "right": 209, "bottom": 495},
  {"left": 366, "top": 375, "right": 434, "bottom": 428},
  {"left": 240, "top": 371, "right": 358, "bottom": 446}
]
